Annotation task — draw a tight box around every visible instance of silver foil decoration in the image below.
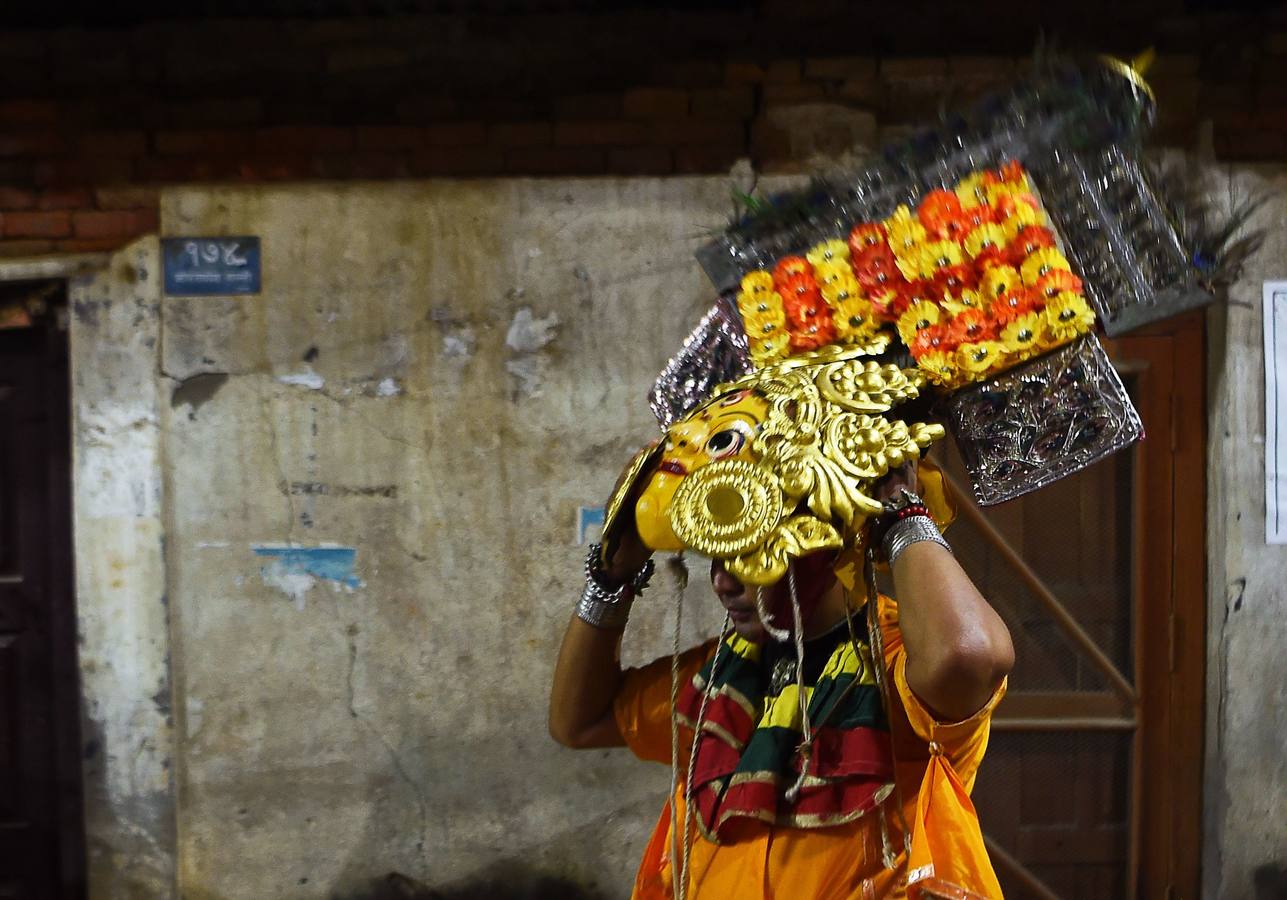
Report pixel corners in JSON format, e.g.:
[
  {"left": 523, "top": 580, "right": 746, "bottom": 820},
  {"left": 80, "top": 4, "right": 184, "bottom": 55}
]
[
  {"left": 648, "top": 295, "right": 751, "bottom": 429},
  {"left": 946, "top": 335, "right": 1143, "bottom": 506},
  {"left": 1027, "top": 143, "right": 1211, "bottom": 335}
]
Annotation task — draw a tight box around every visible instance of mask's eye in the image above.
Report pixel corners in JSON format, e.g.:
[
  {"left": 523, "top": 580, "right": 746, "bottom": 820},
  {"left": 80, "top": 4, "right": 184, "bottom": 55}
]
[{"left": 706, "top": 427, "right": 747, "bottom": 459}]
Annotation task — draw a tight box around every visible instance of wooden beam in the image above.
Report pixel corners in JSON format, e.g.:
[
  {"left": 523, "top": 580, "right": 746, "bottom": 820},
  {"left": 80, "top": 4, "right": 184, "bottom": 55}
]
[
  {"left": 984, "top": 834, "right": 1063, "bottom": 900},
  {"left": 945, "top": 472, "right": 1139, "bottom": 706},
  {"left": 0, "top": 253, "right": 111, "bottom": 283},
  {"left": 991, "top": 716, "right": 1136, "bottom": 732}
]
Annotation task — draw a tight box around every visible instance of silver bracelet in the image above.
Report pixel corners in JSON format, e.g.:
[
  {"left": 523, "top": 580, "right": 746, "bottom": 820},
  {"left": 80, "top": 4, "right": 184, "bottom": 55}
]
[
  {"left": 575, "top": 543, "right": 654, "bottom": 630},
  {"left": 882, "top": 515, "right": 951, "bottom": 566},
  {"left": 576, "top": 578, "right": 635, "bottom": 630}
]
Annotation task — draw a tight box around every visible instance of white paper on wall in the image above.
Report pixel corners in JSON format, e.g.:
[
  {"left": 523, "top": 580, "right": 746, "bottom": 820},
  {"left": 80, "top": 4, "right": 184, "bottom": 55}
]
[{"left": 1263, "top": 282, "right": 1287, "bottom": 543}]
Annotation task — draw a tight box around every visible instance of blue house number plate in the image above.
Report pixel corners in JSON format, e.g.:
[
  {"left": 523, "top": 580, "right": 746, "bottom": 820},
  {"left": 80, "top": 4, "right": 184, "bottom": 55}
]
[{"left": 163, "top": 237, "right": 261, "bottom": 296}]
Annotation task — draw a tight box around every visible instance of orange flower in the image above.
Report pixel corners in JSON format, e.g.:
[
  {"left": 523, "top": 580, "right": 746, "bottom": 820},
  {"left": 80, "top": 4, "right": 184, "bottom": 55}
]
[
  {"left": 774, "top": 255, "right": 811, "bottom": 285},
  {"left": 778, "top": 272, "right": 818, "bottom": 301},
  {"left": 852, "top": 244, "right": 903, "bottom": 292},
  {"left": 848, "top": 223, "right": 886, "bottom": 256},
  {"left": 1008, "top": 225, "right": 1056, "bottom": 264},
  {"left": 934, "top": 263, "right": 977, "bottom": 298},
  {"left": 947, "top": 308, "right": 996, "bottom": 345},
  {"left": 957, "top": 202, "right": 992, "bottom": 232},
  {"left": 1035, "top": 270, "right": 1084, "bottom": 300},
  {"left": 910, "top": 322, "right": 953, "bottom": 359},
  {"left": 992, "top": 289, "right": 1037, "bottom": 324},
  {"left": 998, "top": 160, "right": 1029, "bottom": 187},
  {"left": 789, "top": 313, "right": 836, "bottom": 352},
  {"left": 918, "top": 189, "right": 966, "bottom": 240},
  {"left": 783, "top": 286, "right": 828, "bottom": 330}
]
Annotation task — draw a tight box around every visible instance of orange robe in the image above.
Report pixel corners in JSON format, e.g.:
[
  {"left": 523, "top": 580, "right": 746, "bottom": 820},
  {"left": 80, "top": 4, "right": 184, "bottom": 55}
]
[{"left": 613, "top": 596, "right": 1005, "bottom": 899}]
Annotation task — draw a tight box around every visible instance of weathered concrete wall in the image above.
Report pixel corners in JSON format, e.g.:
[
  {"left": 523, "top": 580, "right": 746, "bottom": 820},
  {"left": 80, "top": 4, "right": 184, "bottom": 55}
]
[
  {"left": 153, "top": 179, "right": 743, "bottom": 898},
  {"left": 68, "top": 237, "right": 178, "bottom": 896},
  {"left": 65, "top": 170, "right": 1287, "bottom": 899},
  {"left": 1204, "top": 166, "right": 1287, "bottom": 900}
]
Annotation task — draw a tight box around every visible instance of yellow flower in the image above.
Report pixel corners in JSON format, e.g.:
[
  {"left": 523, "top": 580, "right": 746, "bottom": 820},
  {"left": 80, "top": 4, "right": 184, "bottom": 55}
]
[
  {"left": 895, "top": 247, "right": 931, "bottom": 282},
  {"left": 1020, "top": 247, "right": 1072, "bottom": 287},
  {"left": 885, "top": 205, "right": 927, "bottom": 252},
  {"left": 955, "top": 172, "right": 988, "bottom": 208},
  {"left": 1000, "top": 312, "right": 1048, "bottom": 362},
  {"left": 742, "top": 303, "right": 786, "bottom": 338},
  {"left": 737, "top": 288, "right": 784, "bottom": 321},
  {"left": 806, "top": 239, "right": 850, "bottom": 268},
  {"left": 834, "top": 296, "right": 877, "bottom": 341},
  {"left": 980, "top": 265, "right": 1021, "bottom": 300},
  {"left": 1001, "top": 204, "right": 1042, "bottom": 239},
  {"left": 750, "top": 332, "right": 790, "bottom": 366},
  {"left": 942, "top": 289, "right": 985, "bottom": 316},
  {"left": 812, "top": 259, "right": 853, "bottom": 288},
  {"left": 921, "top": 240, "right": 963, "bottom": 272},
  {"left": 918, "top": 350, "right": 959, "bottom": 386},
  {"left": 820, "top": 273, "right": 862, "bottom": 307},
  {"left": 956, "top": 340, "right": 1005, "bottom": 375},
  {"left": 963, "top": 223, "right": 1008, "bottom": 259},
  {"left": 983, "top": 181, "right": 1022, "bottom": 206},
  {"left": 897, "top": 301, "right": 941, "bottom": 345},
  {"left": 741, "top": 271, "right": 776, "bottom": 298},
  {"left": 1045, "top": 291, "right": 1096, "bottom": 341}
]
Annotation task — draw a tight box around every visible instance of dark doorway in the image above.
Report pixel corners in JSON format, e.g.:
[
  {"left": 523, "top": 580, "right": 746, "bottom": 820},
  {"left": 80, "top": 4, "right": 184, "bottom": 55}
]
[{"left": 0, "top": 281, "right": 86, "bottom": 899}]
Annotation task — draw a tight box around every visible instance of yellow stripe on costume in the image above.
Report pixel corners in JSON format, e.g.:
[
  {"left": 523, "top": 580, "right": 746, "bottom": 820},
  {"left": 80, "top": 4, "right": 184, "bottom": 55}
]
[
  {"left": 760, "top": 683, "right": 814, "bottom": 731},
  {"left": 817, "top": 640, "right": 879, "bottom": 687}
]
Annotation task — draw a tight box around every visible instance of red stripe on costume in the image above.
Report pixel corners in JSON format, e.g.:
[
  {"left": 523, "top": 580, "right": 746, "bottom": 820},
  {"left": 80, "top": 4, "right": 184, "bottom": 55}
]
[
  {"left": 806, "top": 725, "right": 896, "bottom": 778},
  {"left": 789, "top": 776, "right": 889, "bottom": 819}
]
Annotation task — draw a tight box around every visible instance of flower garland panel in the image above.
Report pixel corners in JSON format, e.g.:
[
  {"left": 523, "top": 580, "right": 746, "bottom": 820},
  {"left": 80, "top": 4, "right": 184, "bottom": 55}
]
[{"left": 733, "top": 161, "right": 1098, "bottom": 390}]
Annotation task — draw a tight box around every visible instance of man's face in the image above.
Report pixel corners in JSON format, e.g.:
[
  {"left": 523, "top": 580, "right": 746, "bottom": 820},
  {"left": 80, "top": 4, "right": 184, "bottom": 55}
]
[
  {"left": 710, "top": 550, "right": 840, "bottom": 644},
  {"left": 710, "top": 559, "right": 767, "bottom": 642}
]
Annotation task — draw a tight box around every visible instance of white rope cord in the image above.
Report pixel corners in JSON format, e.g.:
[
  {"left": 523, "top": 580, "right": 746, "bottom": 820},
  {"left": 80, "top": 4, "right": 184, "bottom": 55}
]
[
  {"left": 676, "top": 612, "right": 732, "bottom": 900},
  {"left": 667, "top": 556, "right": 688, "bottom": 896},
  {"left": 863, "top": 548, "right": 913, "bottom": 862},
  {"left": 784, "top": 563, "right": 813, "bottom": 802},
  {"left": 754, "top": 585, "right": 790, "bottom": 642}
]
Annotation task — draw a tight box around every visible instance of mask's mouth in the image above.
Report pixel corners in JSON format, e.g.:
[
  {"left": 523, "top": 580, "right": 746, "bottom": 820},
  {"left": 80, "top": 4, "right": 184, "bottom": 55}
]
[{"left": 658, "top": 459, "right": 687, "bottom": 476}]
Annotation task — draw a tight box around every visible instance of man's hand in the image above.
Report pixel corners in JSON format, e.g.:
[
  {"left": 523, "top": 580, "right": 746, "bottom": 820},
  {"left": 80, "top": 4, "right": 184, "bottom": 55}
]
[
  {"left": 602, "top": 444, "right": 657, "bottom": 583},
  {"left": 872, "top": 461, "right": 920, "bottom": 506}
]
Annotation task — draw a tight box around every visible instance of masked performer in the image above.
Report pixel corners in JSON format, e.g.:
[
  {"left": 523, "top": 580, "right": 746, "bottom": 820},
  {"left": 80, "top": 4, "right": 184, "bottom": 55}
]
[
  {"left": 549, "top": 52, "right": 1228, "bottom": 898},
  {"left": 549, "top": 273, "right": 1026, "bottom": 896}
]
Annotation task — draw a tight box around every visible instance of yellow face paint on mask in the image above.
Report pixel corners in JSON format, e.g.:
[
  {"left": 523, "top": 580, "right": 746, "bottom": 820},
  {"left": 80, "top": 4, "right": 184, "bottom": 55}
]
[{"left": 635, "top": 389, "right": 768, "bottom": 551}]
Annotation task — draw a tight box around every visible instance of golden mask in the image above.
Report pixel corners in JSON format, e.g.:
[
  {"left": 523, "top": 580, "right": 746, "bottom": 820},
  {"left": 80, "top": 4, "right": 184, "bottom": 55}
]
[{"left": 612, "top": 342, "right": 946, "bottom": 585}]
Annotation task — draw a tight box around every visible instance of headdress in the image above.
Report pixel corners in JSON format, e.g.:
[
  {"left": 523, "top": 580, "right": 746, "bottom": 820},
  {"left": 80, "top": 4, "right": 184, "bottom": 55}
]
[{"left": 605, "top": 53, "right": 1252, "bottom": 577}]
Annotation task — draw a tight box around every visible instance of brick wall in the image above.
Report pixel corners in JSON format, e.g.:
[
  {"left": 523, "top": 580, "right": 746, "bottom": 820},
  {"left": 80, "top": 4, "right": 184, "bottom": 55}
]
[{"left": 0, "top": 4, "right": 1282, "bottom": 258}]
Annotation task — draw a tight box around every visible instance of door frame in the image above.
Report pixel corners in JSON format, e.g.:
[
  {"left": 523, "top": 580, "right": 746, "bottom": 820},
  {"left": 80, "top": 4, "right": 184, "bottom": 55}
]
[{"left": 947, "top": 312, "right": 1206, "bottom": 898}]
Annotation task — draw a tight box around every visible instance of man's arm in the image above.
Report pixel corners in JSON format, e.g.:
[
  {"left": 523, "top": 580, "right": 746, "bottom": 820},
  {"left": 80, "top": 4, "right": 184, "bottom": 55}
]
[
  {"left": 548, "top": 509, "right": 652, "bottom": 748},
  {"left": 548, "top": 617, "right": 627, "bottom": 748},
  {"left": 880, "top": 467, "right": 1015, "bottom": 722}
]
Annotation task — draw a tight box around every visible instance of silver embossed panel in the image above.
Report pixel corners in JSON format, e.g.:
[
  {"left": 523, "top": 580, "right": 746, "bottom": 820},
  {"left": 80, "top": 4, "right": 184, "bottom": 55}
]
[
  {"left": 648, "top": 295, "right": 751, "bottom": 430},
  {"left": 946, "top": 335, "right": 1143, "bottom": 506}
]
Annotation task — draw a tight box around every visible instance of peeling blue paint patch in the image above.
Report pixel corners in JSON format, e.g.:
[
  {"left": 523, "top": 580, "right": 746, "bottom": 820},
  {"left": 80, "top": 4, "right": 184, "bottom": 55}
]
[
  {"left": 576, "top": 506, "right": 604, "bottom": 546},
  {"left": 251, "top": 544, "right": 363, "bottom": 603}
]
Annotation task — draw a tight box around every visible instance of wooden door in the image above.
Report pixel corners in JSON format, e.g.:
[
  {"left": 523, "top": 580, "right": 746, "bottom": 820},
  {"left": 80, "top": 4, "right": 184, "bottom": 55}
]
[
  {"left": 943, "top": 314, "right": 1205, "bottom": 899},
  {"left": 0, "top": 288, "right": 85, "bottom": 899}
]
